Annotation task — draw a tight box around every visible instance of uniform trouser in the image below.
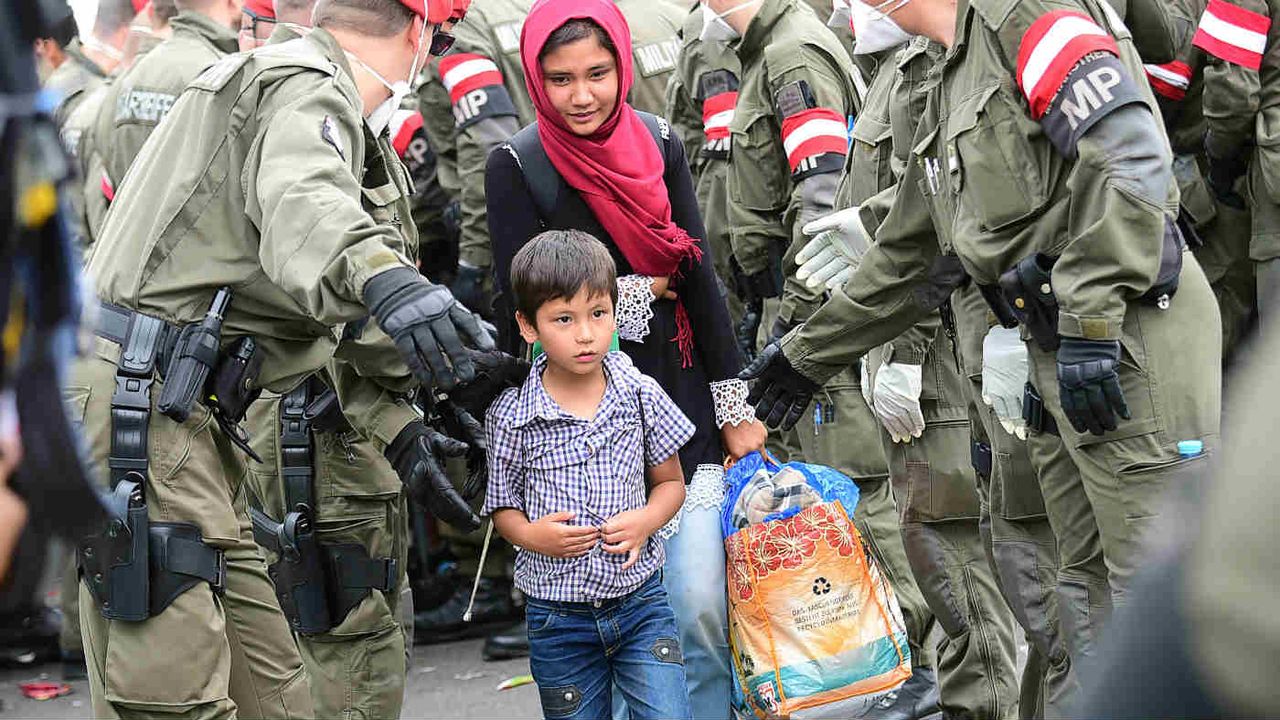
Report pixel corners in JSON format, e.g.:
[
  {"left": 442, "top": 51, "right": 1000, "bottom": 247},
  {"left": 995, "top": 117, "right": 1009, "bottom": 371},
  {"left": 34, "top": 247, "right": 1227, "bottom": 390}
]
[
  {"left": 795, "top": 365, "right": 935, "bottom": 671},
  {"left": 952, "top": 286, "right": 1072, "bottom": 718},
  {"left": 1026, "top": 254, "right": 1221, "bottom": 610},
  {"left": 245, "top": 393, "right": 412, "bottom": 720},
  {"left": 1189, "top": 194, "right": 1255, "bottom": 359},
  {"left": 60, "top": 552, "right": 82, "bottom": 655},
  {"left": 67, "top": 338, "right": 311, "bottom": 720},
  {"left": 866, "top": 334, "right": 1019, "bottom": 720}
]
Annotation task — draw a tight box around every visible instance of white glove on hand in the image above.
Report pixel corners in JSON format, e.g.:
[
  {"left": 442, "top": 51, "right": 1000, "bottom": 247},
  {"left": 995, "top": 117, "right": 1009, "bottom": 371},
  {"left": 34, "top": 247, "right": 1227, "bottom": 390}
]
[
  {"left": 873, "top": 363, "right": 925, "bottom": 443},
  {"left": 796, "top": 207, "right": 871, "bottom": 291},
  {"left": 982, "top": 326, "right": 1029, "bottom": 440}
]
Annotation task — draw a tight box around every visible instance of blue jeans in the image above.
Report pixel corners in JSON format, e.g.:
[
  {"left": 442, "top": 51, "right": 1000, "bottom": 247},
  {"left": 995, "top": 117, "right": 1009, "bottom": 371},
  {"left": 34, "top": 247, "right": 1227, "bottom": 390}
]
[{"left": 527, "top": 573, "right": 692, "bottom": 720}]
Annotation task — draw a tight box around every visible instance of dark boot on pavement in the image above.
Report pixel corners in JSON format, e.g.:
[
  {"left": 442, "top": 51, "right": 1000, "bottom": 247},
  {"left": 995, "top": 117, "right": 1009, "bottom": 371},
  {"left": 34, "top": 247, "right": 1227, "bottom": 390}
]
[
  {"left": 854, "top": 665, "right": 941, "bottom": 720},
  {"left": 481, "top": 620, "right": 528, "bottom": 661}
]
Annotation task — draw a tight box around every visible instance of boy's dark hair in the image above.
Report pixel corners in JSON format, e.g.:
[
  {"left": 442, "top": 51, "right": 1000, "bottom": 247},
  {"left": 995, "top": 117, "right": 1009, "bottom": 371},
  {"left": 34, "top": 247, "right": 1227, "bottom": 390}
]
[
  {"left": 538, "top": 18, "right": 616, "bottom": 63},
  {"left": 510, "top": 230, "right": 617, "bottom": 325}
]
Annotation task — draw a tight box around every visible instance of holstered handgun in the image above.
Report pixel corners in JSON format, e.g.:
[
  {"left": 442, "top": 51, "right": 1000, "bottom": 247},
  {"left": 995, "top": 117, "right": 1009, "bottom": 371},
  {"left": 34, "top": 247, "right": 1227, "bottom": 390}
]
[
  {"left": 80, "top": 478, "right": 150, "bottom": 622},
  {"left": 998, "top": 254, "right": 1060, "bottom": 352},
  {"left": 251, "top": 506, "right": 334, "bottom": 635}
]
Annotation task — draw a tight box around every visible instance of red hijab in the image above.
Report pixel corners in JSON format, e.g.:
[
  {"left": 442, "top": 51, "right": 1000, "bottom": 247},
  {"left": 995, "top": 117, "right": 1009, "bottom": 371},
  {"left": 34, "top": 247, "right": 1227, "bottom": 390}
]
[{"left": 520, "top": 0, "right": 702, "bottom": 365}]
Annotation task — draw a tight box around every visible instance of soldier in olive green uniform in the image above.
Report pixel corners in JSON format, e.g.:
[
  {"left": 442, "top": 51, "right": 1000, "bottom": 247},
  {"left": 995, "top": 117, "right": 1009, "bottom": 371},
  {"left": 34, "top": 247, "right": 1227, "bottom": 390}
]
[
  {"left": 746, "top": 3, "right": 1221, "bottom": 715},
  {"left": 1139, "top": 0, "right": 1256, "bottom": 358},
  {"left": 90, "top": 7, "right": 241, "bottom": 212},
  {"left": 1191, "top": 0, "right": 1280, "bottom": 318},
  {"left": 68, "top": 1, "right": 490, "bottom": 715}
]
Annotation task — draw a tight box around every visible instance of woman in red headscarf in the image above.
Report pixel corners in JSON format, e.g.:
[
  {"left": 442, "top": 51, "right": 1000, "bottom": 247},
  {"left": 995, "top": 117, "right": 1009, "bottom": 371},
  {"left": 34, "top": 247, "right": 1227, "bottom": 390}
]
[{"left": 484, "top": 0, "right": 763, "bottom": 715}]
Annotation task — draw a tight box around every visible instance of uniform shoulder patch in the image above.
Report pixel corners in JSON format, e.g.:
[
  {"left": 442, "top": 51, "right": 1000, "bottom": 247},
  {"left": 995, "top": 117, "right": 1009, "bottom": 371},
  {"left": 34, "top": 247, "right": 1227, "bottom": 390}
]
[
  {"left": 773, "top": 79, "right": 818, "bottom": 119},
  {"left": 633, "top": 38, "right": 680, "bottom": 78},
  {"left": 493, "top": 22, "right": 522, "bottom": 55},
  {"left": 1016, "top": 10, "right": 1119, "bottom": 119},
  {"left": 1193, "top": 0, "right": 1271, "bottom": 70},
  {"left": 321, "top": 115, "right": 345, "bottom": 160},
  {"left": 697, "top": 68, "right": 740, "bottom": 101}
]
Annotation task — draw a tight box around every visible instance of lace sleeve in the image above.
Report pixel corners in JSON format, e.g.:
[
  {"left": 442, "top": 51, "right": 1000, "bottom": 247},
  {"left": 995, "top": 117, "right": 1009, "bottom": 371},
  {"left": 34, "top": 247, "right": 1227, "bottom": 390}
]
[
  {"left": 615, "top": 274, "right": 656, "bottom": 343},
  {"left": 710, "top": 378, "right": 755, "bottom": 428}
]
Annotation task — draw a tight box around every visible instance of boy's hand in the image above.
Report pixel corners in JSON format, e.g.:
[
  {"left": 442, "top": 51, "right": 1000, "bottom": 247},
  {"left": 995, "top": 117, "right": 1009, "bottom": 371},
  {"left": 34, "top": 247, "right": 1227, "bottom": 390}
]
[
  {"left": 525, "top": 512, "right": 600, "bottom": 558},
  {"left": 601, "top": 509, "right": 658, "bottom": 570}
]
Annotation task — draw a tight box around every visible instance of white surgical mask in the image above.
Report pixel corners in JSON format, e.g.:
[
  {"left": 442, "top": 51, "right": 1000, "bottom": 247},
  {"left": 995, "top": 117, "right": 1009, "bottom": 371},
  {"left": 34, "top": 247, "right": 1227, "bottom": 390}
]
[
  {"left": 850, "top": 0, "right": 913, "bottom": 55},
  {"left": 348, "top": 20, "right": 431, "bottom": 135},
  {"left": 699, "top": 0, "right": 759, "bottom": 44},
  {"left": 828, "top": 0, "right": 852, "bottom": 30}
]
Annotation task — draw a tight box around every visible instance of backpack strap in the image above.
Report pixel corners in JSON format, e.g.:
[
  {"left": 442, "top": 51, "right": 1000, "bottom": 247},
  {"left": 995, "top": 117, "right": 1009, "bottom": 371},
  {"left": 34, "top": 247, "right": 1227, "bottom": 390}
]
[{"left": 505, "top": 112, "right": 672, "bottom": 225}]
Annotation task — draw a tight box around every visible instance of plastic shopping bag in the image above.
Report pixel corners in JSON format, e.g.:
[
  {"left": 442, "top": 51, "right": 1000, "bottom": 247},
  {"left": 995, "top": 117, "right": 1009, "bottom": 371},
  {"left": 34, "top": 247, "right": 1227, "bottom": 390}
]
[{"left": 722, "top": 453, "right": 911, "bottom": 719}]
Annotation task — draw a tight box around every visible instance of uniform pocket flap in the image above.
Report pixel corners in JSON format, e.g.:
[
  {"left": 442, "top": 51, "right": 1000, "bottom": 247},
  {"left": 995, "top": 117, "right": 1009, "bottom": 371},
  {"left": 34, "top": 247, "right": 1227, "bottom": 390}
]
[
  {"left": 360, "top": 182, "right": 401, "bottom": 208},
  {"left": 851, "top": 116, "right": 891, "bottom": 145},
  {"left": 944, "top": 85, "right": 1001, "bottom": 143}
]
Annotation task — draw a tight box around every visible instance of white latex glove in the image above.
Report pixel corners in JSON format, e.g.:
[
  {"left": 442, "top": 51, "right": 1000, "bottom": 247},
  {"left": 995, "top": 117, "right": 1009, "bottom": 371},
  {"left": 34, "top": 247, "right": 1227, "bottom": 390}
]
[
  {"left": 872, "top": 363, "right": 925, "bottom": 443},
  {"left": 981, "top": 326, "right": 1029, "bottom": 440},
  {"left": 859, "top": 358, "right": 873, "bottom": 410},
  {"left": 796, "top": 207, "right": 871, "bottom": 291}
]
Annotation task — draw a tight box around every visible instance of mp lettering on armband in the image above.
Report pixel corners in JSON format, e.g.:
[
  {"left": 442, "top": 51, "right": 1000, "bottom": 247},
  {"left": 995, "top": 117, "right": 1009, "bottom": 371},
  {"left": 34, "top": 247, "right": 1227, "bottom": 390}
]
[
  {"left": 1017, "top": 11, "right": 1141, "bottom": 157},
  {"left": 1193, "top": 0, "right": 1271, "bottom": 70},
  {"left": 389, "top": 109, "right": 429, "bottom": 171},
  {"left": 438, "top": 53, "right": 517, "bottom": 129},
  {"left": 1144, "top": 61, "right": 1192, "bottom": 101}
]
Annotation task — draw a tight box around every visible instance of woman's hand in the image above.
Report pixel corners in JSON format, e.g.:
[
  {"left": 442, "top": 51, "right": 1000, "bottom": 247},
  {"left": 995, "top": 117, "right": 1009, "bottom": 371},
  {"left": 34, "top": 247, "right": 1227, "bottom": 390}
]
[
  {"left": 721, "top": 419, "right": 767, "bottom": 461},
  {"left": 648, "top": 276, "right": 677, "bottom": 301}
]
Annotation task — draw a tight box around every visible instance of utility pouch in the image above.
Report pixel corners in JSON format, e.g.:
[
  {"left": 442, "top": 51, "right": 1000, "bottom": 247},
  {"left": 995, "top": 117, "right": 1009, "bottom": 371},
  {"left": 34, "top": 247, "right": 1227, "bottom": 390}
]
[
  {"left": 208, "top": 336, "right": 263, "bottom": 424},
  {"left": 252, "top": 507, "right": 334, "bottom": 635},
  {"left": 999, "top": 254, "right": 1060, "bottom": 352},
  {"left": 157, "top": 289, "right": 231, "bottom": 422},
  {"left": 1137, "top": 218, "right": 1185, "bottom": 309},
  {"left": 80, "top": 478, "right": 150, "bottom": 621},
  {"left": 1022, "top": 383, "right": 1060, "bottom": 437},
  {"left": 978, "top": 283, "right": 1020, "bottom": 329}
]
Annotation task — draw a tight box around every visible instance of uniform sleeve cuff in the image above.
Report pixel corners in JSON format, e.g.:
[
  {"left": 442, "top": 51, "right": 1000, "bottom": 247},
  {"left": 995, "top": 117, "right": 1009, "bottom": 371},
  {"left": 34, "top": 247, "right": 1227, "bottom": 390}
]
[
  {"left": 887, "top": 343, "right": 928, "bottom": 365},
  {"left": 1057, "top": 311, "right": 1124, "bottom": 341},
  {"left": 780, "top": 330, "right": 841, "bottom": 387},
  {"left": 362, "top": 399, "right": 422, "bottom": 454}
]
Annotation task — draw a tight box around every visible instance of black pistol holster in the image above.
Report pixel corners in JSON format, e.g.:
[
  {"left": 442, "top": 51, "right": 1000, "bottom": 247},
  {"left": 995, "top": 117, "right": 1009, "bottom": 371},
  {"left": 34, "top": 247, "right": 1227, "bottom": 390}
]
[
  {"left": 251, "top": 380, "right": 396, "bottom": 636},
  {"left": 998, "top": 254, "right": 1061, "bottom": 352},
  {"left": 81, "top": 303, "right": 226, "bottom": 621}
]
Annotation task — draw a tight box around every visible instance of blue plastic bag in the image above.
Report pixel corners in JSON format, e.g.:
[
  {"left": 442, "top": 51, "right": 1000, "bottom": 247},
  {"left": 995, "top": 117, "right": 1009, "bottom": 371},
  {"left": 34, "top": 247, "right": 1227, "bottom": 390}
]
[{"left": 720, "top": 452, "right": 860, "bottom": 539}]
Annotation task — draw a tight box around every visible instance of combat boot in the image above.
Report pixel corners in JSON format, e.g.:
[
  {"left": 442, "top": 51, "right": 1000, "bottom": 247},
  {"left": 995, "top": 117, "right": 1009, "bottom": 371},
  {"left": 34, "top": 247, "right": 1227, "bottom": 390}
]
[
  {"left": 481, "top": 620, "right": 529, "bottom": 660},
  {"left": 413, "top": 578, "right": 516, "bottom": 642},
  {"left": 854, "top": 666, "right": 941, "bottom": 720}
]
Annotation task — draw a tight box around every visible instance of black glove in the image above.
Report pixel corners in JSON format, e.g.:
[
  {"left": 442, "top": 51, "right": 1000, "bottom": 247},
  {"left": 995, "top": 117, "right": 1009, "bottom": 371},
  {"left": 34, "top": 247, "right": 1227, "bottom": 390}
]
[
  {"left": 447, "top": 349, "right": 531, "bottom": 420},
  {"left": 1056, "top": 338, "right": 1130, "bottom": 436},
  {"left": 744, "top": 267, "right": 782, "bottom": 300},
  {"left": 1205, "top": 133, "right": 1249, "bottom": 210},
  {"left": 435, "top": 399, "right": 489, "bottom": 501},
  {"left": 738, "top": 341, "right": 820, "bottom": 430},
  {"left": 363, "top": 267, "right": 495, "bottom": 391},
  {"left": 386, "top": 421, "right": 480, "bottom": 532},
  {"left": 768, "top": 315, "right": 796, "bottom": 346},
  {"left": 450, "top": 263, "right": 490, "bottom": 319},
  {"left": 736, "top": 298, "right": 763, "bottom": 363}
]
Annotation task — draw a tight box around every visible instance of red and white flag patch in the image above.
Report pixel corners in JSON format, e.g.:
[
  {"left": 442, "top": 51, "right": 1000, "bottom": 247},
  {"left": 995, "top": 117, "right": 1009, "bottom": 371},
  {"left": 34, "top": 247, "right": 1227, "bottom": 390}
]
[
  {"left": 702, "top": 91, "right": 737, "bottom": 142},
  {"left": 1017, "top": 10, "right": 1120, "bottom": 119},
  {"left": 100, "top": 171, "right": 115, "bottom": 202},
  {"left": 1193, "top": 0, "right": 1270, "bottom": 71},
  {"left": 389, "top": 109, "right": 424, "bottom": 158},
  {"left": 1144, "top": 61, "right": 1193, "bottom": 101},
  {"left": 438, "top": 53, "right": 504, "bottom": 104},
  {"left": 780, "top": 108, "right": 847, "bottom": 172}
]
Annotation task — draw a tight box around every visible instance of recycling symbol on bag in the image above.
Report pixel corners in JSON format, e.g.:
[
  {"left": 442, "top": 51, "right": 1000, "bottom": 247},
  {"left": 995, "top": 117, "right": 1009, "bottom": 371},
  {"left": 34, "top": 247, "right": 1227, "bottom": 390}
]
[{"left": 812, "top": 577, "right": 832, "bottom": 596}]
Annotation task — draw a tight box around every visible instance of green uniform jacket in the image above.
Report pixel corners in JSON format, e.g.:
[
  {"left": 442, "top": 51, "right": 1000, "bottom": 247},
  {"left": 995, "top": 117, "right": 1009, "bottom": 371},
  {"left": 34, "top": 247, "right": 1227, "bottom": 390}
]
[
  {"left": 726, "top": 0, "right": 860, "bottom": 330},
  {"left": 87, "top": 28, "right": 416, "bottom": 392},
  {"left": 91, "top": 12, "right": 239, "bottom": 201},
  {"left": 46, "top": 39, "right": 108, "bottom": 132},
  {"left": 784, "top": 0, "right": 1176, "bottom": 382}
]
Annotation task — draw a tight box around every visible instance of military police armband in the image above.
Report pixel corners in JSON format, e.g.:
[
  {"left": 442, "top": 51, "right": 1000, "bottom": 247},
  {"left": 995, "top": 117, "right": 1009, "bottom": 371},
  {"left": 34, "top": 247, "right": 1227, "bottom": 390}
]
[
  {"left": 1016, "top": 11, "right": 1143, "bottom": 158},
  {"left": 438, "top": 53, "right": 518, "bottom": 129},
  {"left": 1193, "top": 0, "right": 1271, "bottom": 70},
  {"left": 1144, "top": 61, "right": 1192, "bottom": 102},
  {"left": 699, "top": 70, "right": 740, "bottom": 159},
  {"left": 389, "top": 109, "right": 429, "bottom": 173},
  {"left": 775, "top": 81, "right": 848, "bottom": 182}
]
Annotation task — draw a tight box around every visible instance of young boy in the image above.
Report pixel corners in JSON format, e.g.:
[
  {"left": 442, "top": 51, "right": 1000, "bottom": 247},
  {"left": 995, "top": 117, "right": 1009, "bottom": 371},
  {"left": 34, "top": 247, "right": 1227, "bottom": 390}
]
[{"left": 483, "top": 230, "right": 694, "bottom": 720}]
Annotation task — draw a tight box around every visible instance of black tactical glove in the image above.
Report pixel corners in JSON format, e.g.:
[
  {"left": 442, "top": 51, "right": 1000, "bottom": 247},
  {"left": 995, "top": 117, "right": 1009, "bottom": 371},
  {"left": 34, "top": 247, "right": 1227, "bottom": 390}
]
[
  {"left": 738, "top": 341, "right": 820, "bottom": 430},
  {"left": 1056, "top": 338, "right": 1130, "bottom": 436},
  {"left": 736, "top": 298, "right": 763, "bottom": 363},
  {"left": 363, "top": 267, "right": 495, "bottom": 391},
  {"left": 442, "top": 401, "right": 489, "bottom": 501},
  {"left": 450, "top": 263, "right": 490, "bottom": 319},
  {"left": 768, "top": 315, "right": 796, "bottom": 346},
  {"left": 386, "top": 420, "right": 480, "bottom": 532},
  {"left": 744, "top": 266, "right": 783, "bottom": 300},
  {"left": 1205, "top": 132, "right": 1249, "bottom": 210},
  {"left": 447, "top": 349, "right": 531, "bottom": 420}
]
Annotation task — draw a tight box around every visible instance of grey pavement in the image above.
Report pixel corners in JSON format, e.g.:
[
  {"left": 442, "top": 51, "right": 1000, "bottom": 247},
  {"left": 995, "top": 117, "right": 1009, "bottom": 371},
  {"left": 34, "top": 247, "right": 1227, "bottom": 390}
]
[{"left": 0, "top": 639, "right": 542, "bottom": 719}]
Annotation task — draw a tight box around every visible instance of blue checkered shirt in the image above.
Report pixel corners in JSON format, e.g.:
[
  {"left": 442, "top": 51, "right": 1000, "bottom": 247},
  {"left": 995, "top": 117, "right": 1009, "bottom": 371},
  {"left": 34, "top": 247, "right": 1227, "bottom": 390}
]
[{"left": 482, "top": 352, "right": 695, "bottom": 602}]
